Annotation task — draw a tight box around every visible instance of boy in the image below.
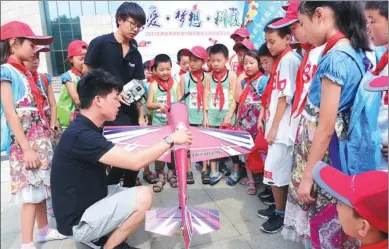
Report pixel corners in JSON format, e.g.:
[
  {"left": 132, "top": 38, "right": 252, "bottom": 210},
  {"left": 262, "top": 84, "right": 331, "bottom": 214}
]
[
  {"left": 258, "top": 43, "right": 275, "bottom": 76},
  {"left": 147, "top": 54, "right": 185, "bottom": 192},
  {"left": 180, "top": 46, "right": 209, "bottom": 184},
  {"left": 230, "top": 27, "right": 250, "bottom": 43},
  {"left": 174, "top": 49, "right": 190, "bottom": 82},
  {"left": 233, "top": 39, "right": 255, "bottom": 78},
  {"left": 203, "top": 46, "right": 213, "bottom": 73},
  {"left": 203, "top": 44, "right": 237, "bottom": 185},
  {"left": 257, "top": 18, "right": 301, "bottom": 233},
  {"left": 313, "top": 162, "right": 388, "bottom": 249}
]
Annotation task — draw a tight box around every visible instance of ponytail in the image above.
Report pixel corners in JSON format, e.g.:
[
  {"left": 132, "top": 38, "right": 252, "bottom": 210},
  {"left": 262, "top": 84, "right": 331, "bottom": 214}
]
[{"left": 299, "top": 1, "right": 371, "bottom": 52}]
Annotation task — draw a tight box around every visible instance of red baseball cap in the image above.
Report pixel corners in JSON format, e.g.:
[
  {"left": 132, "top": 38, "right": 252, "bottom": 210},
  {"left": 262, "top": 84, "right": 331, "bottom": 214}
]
[
  {"left": 268, "top": 1, "right": 300, "bottom": 28},
  {"left": 282, "top": 3, "right": 290, "bottom": 11},
  {"left": 233, "top": 39, "right": 255, "bottom": 52},
  {"left": 364, "top": 76, "right": 388, "bottom": 92},
  {"left": 149, "top": 59, "right": 155, "bottom": 69},
  {"left": 67, "top": 40, "right": 88, "bottom": 57},
  {"left": 182, "top": 46, "right": 208, "bottom": 61},
  {"left": 313, "top": 161, "right": 388, "bottom": 233},
  {"left": 230, "top": 27, "right": 250, "bottom": 40},
  {"left": 1, "top": 21, "right": 53, "bottom": 45},
  {"left": 34, "top": 46, "right": 50, "bottom": 53}
]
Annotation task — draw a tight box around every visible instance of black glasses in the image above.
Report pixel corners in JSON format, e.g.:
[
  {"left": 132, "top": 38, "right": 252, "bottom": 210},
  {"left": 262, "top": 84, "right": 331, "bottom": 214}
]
[{"left": 125, "top": 19, "right": 144, "bottom": 32}]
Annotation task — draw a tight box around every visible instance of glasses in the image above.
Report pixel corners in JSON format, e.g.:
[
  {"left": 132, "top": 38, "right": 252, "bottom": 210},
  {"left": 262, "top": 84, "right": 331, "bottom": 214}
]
[{"left": 125, "top": 19, "right": 144, "bottom": 32}]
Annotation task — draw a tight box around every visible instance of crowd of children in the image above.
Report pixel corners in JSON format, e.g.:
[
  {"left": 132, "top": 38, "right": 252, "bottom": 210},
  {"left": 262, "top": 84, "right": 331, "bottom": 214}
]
[{"left": 0, "top": 1, "right": 388, "bottom": 249}]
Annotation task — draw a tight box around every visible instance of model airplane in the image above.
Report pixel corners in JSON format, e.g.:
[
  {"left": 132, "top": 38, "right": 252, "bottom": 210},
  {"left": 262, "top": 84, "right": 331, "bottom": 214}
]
[{"left": 103, "top": 93, "right": 254, "bottom": 249}]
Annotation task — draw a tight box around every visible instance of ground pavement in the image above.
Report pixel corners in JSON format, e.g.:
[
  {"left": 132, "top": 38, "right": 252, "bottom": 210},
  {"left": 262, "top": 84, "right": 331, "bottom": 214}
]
[{"left": 1, "top": 154, "right": 305, "bottom": 249}]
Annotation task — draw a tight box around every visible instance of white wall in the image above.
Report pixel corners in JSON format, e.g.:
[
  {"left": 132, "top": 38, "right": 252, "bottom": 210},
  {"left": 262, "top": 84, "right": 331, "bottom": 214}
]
[
  {"left": 80, "top": 14, "right": 114, "bottom": 44},
  {"left": 1, "top": 1, "right": 50, "bottom": 74}
]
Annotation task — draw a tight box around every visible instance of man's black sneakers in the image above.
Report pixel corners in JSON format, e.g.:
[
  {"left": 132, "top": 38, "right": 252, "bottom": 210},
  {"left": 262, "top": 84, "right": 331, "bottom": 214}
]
[
  {"left": 261, "top": 195, "right": 275, "bottom": 205},
  {"left": 260, "top": 213, "right": 284, "bottom": 233},
  {"left": 258, "top": 186, "right": 272, "bottom": 199},
  {"left": 257, "top": 205, "right": 275, "bottom": 219},
  {"left": 81, "top": 236, "right": 109, "bottom": 249}
]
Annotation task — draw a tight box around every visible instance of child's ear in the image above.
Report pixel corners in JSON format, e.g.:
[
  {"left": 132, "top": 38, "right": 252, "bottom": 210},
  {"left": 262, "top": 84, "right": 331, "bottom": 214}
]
[{"left": 357, "top": 219, "right": 371, "bottom": 238}]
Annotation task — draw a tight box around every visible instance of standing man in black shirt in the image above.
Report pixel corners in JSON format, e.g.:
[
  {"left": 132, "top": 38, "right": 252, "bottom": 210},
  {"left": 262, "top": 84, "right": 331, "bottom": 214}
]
[
  {"left": 84, "top": 2, "right": 147, "bottom": 188},
  {"left": 51, "top": 69, "right": 192, "bottom": 249}
]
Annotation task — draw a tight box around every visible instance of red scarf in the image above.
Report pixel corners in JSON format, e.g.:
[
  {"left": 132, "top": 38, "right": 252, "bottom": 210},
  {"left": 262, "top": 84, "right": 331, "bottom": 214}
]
[
  {"left": 291, "top": 43, "right": 315, "bottom": 118},
  {"left": 239, "top": 72, "right": 262, "bottom": 106},
  {"left": 155, "top": 76, "right": 174, "bottom": 107},
  {"left": 71, "top": 66, "right": 83, "bottom": 77},
  {"left": 7, "top": 57, "right": 47, "bottom": 124},
  {"left": 261, "top": 47, "right": 293, "bottom": 114},
  {"left": 147, "top": 76, "right": 154, "bottom": 83},
  {"left": 191, "top": 70, "right": 205, "bottom": 111},
  {"left": 372, "top": 49, "right": 388, "bottom": 105},
  {"left": 212, "top": 67, "right": 228, "bottom": 111},
  {"left": 179, "top": 69, "right": 186, "bottom": 76},
  {"left": 236, "top": 63, "right": 244, "bottom": 77}
]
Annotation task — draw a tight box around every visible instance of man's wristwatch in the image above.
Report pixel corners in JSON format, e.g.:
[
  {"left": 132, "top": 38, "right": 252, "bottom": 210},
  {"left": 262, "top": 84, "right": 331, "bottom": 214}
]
[{"left": 163, "top": 135, "right": 174, "bottom": 148}]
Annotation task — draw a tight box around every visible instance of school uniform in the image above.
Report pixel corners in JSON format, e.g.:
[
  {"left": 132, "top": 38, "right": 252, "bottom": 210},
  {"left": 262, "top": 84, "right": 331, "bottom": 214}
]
[{"left": 183, "top": 72, "right": 206, "bottom": 126}]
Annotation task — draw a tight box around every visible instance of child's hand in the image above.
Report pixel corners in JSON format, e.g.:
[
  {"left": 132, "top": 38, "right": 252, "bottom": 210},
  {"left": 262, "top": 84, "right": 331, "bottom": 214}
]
[
  {"left": 203, "top": 117, "right": 209, "bottom": 128},
  {"left": 23, "top": 147, "right": 41, "bottom": 169},
  {"left": 257, "top": 119, "right": 264, "bottom": 132},
  {"left": 159, "top": 103, "right": 169, "bottom": 113},
  {"left": 266, "top": 126, "right": 277, "bottom": 145},
  {"left": 222, "top": 115, "right": 232, "bottom": 127}
]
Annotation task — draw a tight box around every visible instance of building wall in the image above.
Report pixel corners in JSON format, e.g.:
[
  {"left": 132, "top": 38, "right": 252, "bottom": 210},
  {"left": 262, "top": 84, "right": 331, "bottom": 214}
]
[
  {"left": 80, "top": 14, "right": 114, "bottom": 44},
  {"left": 1, "top": 1, "right": 51, "bottom": 74}
]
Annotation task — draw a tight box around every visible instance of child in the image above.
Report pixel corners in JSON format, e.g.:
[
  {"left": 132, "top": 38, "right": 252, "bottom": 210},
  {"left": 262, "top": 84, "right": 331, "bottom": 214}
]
[
  {"left": 0, "top": 21, "right": 66, "bottom": 249},
  {"left": 313, "top": 162, "right": 388, "bottom": 249},
  {"left": 203, "top": 46, "right": 213, "bottom": 73},
  {"left": 24, "top": 46, "right": 62, "bottom": 218},
  {"left": 147, "top": 54, "right": 180, "bottom": 192},
  {"left": 180, "top": 46, "right": 209, "bottom": 184},
  {"left": 230, "top": 27, "right": 250, "bottom": 43},
  {"left": 233, "top": 39, "right": 255, "bottom": 78},
  {"left": 57, "top": 40, "right": 88, "bottom": 127},
  {"left": 258, "top": 43, "right": 275, "bottom": 77},
  {"left": 229, "top": 49, "right": 269, "bottom": 193},
  {"left": 174, "top": 48, "right": 190, "bottom": 82},
  {"left": 203, "top": 44, "right": 237, "bottom": 185},
  {"left": 291, "top": 2, "right": 371, "bottom": 248},
  {"left": 256, "top": 17, "right": 301, "bottom": 234}
]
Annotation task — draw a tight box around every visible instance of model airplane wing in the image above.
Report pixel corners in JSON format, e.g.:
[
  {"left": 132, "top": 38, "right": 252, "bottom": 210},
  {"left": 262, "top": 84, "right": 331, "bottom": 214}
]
[
  {"left": 103, "top": 125, "right": 172, "bottom": 163},
  {"left": 188, "top": 126, "right": 254, "bottom": 162}
]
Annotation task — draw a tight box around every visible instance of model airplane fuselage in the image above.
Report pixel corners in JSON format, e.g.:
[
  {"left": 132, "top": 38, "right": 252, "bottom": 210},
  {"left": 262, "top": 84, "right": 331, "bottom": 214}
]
[{"left": 104, "top": 101, "right": 254, "bottom": 249}]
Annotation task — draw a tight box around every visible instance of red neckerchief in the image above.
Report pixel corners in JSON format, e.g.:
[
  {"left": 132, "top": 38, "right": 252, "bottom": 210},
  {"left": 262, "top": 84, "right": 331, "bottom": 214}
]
[
  {"left": 7, "top": 57, "right": 48, "bottom": 124},
  {"left": 212, "top": 67, "right": 228, "bottom": 111},
  {"left": 261, "top": 47, "right": 293, "bottom": 114},
  {"left": 359, "top": 239, "right": 388, "bottom": 249},
  {"left": 179, "top": 69, "right": 186, "bottom": 76},
  {"left": 71, "top": 67, "right": 83, "bottom": 77},
  {"left": 147, "top": 76, "right": 154, "bottom": 83},
  {"left": 236, "top": 63, "right": 244, "bottom": 77},
  {"left": 239, "top": 72, "right": 262, "bottom": 106},
  {"left": 32, "top": 71, "right": 39, "bottom": 84},
  {"left": 372, "top": 50, "right": 388, "bottom": 105},
  {"left": 191, "top": 70, "right": 205, "bottom": 111},
  {"left": 322, "top": 32, "right": 347, "bottom": 56},
  {"left": 291, "top": 43, "right": 315, "bottom": 118},
  {"left": 155, "top": 76, "right": 174, "bottom": 107}
]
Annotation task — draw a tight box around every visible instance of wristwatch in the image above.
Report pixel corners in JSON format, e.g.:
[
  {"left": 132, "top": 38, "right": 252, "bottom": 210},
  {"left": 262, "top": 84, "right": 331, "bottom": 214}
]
[{"left": 163, "top": 135, "right": 174, "bottom": 148}]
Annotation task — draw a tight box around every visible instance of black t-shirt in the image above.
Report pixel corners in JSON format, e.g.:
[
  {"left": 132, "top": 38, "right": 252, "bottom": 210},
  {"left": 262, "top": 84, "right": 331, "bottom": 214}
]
[
  {"left": 51, "top": 114, "right": 114, "bottom": 236},
  {"left": 84, "top": 33, "right": 145, "bottom": 126}
]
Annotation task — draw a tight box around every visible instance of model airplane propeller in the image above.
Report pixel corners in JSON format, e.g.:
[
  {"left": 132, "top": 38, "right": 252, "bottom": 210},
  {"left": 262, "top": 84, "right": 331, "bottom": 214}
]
[{"left": 103, "top": 92, "right": 254, "bottom": 249}]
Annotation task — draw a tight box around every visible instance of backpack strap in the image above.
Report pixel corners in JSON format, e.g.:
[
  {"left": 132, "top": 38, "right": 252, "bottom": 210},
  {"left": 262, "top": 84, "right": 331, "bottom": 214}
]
[{"left": 40, "top": 73, "right": 49, "bottom": 91}]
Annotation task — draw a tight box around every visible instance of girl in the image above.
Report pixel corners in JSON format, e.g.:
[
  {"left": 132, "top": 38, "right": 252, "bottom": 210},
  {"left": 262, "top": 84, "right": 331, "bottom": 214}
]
[
  {"left": 57, "top": 40, "right": 88, "bottom": 127},
  {"left": 24, "top": 46, "right": 62, "bottom": 218},
  {"left": 229, "top": 49, "right": 268, "bottom": 195},
  {"left": 291, "top": 2, "right": 371, "bottom": 248},
  {"left": 0, "top": 21, "right": 66, "bottom": 249}
]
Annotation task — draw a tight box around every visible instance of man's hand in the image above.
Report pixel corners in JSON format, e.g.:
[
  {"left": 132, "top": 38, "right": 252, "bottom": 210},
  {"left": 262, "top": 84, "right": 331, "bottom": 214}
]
[
  {"left": 118, "top": 92, "right": 129, "bottom": 105},
  {"left": 171, "top": 130, "right": 193, "bottom": 145}
]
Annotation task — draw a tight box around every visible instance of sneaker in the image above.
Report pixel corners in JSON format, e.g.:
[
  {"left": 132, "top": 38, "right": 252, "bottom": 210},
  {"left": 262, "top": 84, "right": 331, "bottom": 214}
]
[
  {"left": 219, "top": 163, "right": 231, "bottom": 176},
  {"left": 37, "top": 229, "right": 67, "bottom": 243},
  {"left": 257, "top": 205, "right": 275, "bottom": 219},
  {"left": 227, "top": 173, "right": 241, "bottom": 186},
  {"left": 260, "top": 213, "right": 284, "bottom": 233},
  {"left": 210, "top": 171, "right": 223, "bottom": 185},
  {"left": 258, "top": 187, "right": 272, "bottom": 199},
  {"left": 261, "top": 195, "right": 275, "bottom": 205},
  {"left": 82, "top": 236, "right": 109, "bottom": 249}
]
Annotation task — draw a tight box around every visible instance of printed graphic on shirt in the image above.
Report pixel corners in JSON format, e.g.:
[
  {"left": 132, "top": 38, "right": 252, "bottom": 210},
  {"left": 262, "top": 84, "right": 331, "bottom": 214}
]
[
  {"left": 210, "top": 88, "right": 229, "bottom": 111},
  {"left": 155, "top": 95, "right": 168, "bottom": 118}
]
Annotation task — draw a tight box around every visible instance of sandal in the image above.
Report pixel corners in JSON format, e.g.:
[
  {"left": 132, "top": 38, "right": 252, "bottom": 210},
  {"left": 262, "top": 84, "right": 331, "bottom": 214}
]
[
  {"left": 187, "top": 172, "right": 195, "bottom": 184},
  {"left": 246, "top": 180, "right": 257, "bottom": 195},
  {"left": 168, "top": 175, "right": 178, "bottom": 188},
  {"left": 153, "top": 179, "right": 165, "bottom": 193},
  {"left": 143, "top": 172, "right": 158, "bottom": 184},
  {"left": 201, "top": 171, "right": 210, "bottom": 184},
  {"left": 239, "top": 177, "right": 250, "bottom": 185},
  {"left": 227, "top": 173, "right": 241, "bottom": 186}
]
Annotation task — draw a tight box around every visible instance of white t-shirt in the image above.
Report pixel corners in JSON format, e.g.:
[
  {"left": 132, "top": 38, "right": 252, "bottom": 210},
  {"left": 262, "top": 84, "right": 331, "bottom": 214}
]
[{"left": 265, "top": 51, "right": 301, "bottom": 146}]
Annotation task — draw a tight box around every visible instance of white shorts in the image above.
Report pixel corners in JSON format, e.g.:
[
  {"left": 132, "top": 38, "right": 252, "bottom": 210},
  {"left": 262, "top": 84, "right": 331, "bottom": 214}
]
[{"left": 263, "top": 143, "right": 293, "bottom": 187}]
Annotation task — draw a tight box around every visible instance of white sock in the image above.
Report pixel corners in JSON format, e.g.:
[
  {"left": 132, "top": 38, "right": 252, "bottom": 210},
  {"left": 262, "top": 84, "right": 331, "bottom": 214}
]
[
  {"left": 21, "top": 241, "right": 36, "bottom": 249},
  {"left": 38, "top": 224, "right": 49, "bottom": 236}
]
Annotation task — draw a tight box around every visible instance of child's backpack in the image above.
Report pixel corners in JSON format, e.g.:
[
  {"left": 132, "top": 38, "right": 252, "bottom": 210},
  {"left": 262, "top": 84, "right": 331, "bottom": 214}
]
[{"left": 57, "top": 71, "right": 78, "bottom": 127}]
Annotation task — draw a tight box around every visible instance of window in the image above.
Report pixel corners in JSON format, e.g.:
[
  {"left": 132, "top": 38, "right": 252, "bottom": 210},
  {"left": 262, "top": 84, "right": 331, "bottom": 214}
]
[
  {"left": 95, "top": 1, "right": 109, "bottom": 15},
  {"left": 47, "top": 1, "right": 58, "bottom": 22},
  {"left": 108, "top": 1, "right": 123, "bottom": 15},
  {"left": 81, "top": 1, "right": 96, "bottom": 16},
  {"left": 69, "top": 1, "right": 82, "bottom": 19},
  {"left": 56, "top": 1, "right": 71, "bottom": 21}
]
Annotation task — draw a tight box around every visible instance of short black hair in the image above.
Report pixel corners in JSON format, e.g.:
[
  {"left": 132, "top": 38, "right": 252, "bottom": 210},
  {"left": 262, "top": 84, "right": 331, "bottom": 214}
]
[
  {"left": 77, "top": 69, "right": 123, "bottom": 109},
  {"left": 209, "top": 44, "right": 229, "bottom": 58},
  {"left": 206, "top": 46, "right": 213, "bottom": 55},
  {"left": 258, "top": 43, "right": 272, "bottom": 57},
  {"left": 177, "top": 49, "right": 188, "bottom": 63},
  {"left": 264, "top": 17, "right": 291, "bottom": 38},
  {"left": 153, "top": 54, "right": 172, "bottom": 69},
  {"left": 116, "top": 2, "right": 146, "bottom": 28},
  {"left": 143, "top": 60, "right": 150, "bottom": 70},
  {"left": 365, "top": 1, "right": 388, "bottom": 20}
]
